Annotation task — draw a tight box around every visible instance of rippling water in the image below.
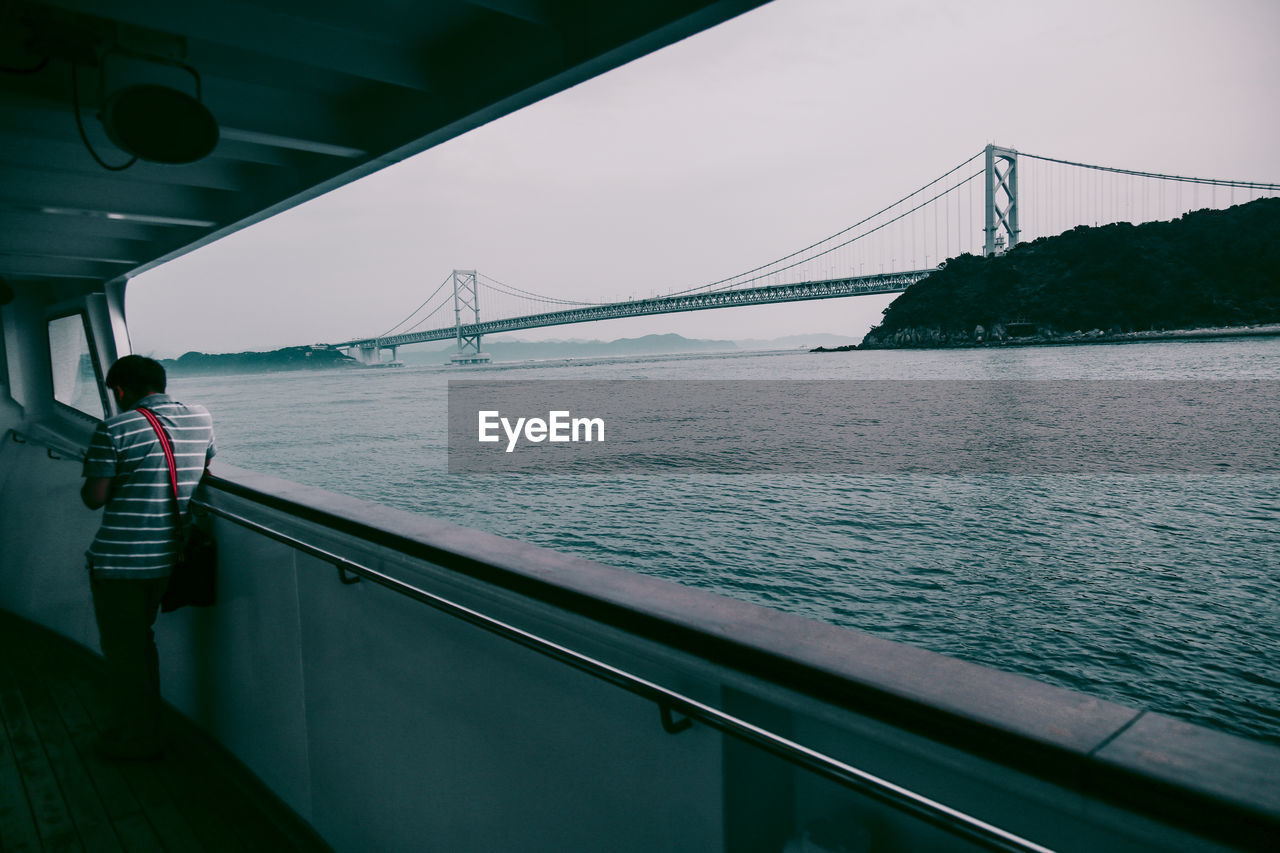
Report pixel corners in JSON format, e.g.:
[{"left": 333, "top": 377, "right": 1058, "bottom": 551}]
[{"left": 170, "top": 338, "right": 1280, "bottom": 745}]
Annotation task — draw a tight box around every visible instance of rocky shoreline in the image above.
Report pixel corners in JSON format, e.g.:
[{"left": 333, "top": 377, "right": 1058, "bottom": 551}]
[{"left": 812, "top": 323, "right": 1280, "bottom": 352}]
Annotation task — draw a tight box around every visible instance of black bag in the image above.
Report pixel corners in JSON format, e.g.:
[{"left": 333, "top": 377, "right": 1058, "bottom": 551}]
[
  {"left": 137, "top": 406, "right": 218, "bottom": 612},
  {"left": 162, "top": 524, "right": 217, "bottom": 612}
]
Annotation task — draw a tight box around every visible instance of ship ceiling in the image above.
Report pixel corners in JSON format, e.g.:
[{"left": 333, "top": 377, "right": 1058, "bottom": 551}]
[{"left": 0, "top": 0, "right": 768, "bottom": 289}]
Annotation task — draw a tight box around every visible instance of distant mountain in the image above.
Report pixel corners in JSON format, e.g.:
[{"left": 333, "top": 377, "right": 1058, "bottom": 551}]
[
  {"left": 163, "top": 345, "right": 358, "bottom": 375},
  {"left": 398, "top": 333, "right": 737, "bottom": 363},
  {"left": 736, "top": 333, "right": 862, "bottom": 349},
  {"left": 398, "top": 332, "right": 863, "bottom": 363},
  {"left": 160, "top": 334, "right": 863, "bottom": 374},
  {"left": 859, "top": 198, "right": 1280, "bottom": 349}
]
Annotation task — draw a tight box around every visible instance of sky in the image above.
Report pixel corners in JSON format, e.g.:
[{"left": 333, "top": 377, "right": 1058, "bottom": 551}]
[{"left": 127, "top": 0, "right": 1280, "bottom": 358}]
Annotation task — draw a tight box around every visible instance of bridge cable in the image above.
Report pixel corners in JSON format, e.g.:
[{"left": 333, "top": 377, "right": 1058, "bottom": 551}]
[
  {"left": 664, "top": 150, "right": 984, "bottom": 297},
  {"left": 1020, "top": 152, "right": 1280, "bottom": 192},
  {"left": 386, "top": 275, "right": 601, "bottom": 339},
  {"left": 477, "top": 272, "right": 613, "bottom": 306},
  {"left": 398, "top": 299, "right": 456, "bottom": 335},
  {"left": 704, "top": 168, "right": 984, "bottom": 292},
  {"left": 376, "top": 273, "right": 453, "bottom": 338}
]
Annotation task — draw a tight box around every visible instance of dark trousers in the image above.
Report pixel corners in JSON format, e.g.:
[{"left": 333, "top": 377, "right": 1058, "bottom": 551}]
[{"left": 90, "top": 576, "right": 169, "bottom": 744}]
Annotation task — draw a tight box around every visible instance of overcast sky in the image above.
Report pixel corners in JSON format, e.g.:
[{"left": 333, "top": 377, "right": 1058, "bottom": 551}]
[{"left": 128, "top": 0, "right": 1280, "bottom": 357}]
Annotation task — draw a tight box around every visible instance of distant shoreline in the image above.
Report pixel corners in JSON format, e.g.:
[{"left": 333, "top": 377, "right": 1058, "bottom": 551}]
[
  {"left": 813, "top": 323, "right": 1280, "bottom": 353},
  {"left": 163, "top": 334, "right": 862, "bottom": 376}
]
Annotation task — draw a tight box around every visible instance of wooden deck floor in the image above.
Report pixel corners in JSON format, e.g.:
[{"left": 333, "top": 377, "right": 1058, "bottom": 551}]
[{"left": 0, "top": 609, "right": 331, "bottom": 852}]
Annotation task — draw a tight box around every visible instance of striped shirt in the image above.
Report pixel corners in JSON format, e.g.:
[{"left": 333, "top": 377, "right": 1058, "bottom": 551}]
[{"left": 83, "top": 393, "right": 216, "bottom": 579}]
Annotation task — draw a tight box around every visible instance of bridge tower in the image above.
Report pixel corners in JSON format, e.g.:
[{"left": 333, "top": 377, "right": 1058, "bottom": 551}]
[
  {"left": 450, "top": 269, "right": 491, "bottom": 365},
  {"left": 984, "top": 144, "right": 1020, "bottom": 256}
]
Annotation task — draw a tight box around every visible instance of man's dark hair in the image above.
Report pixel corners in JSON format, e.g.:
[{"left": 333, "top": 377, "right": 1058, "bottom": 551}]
[{"left": 105, "top": 355, "right": 166, "bottom": 395}]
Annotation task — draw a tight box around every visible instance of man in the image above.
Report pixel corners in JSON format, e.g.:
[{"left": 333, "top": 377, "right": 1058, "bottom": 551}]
[{"left": 81, "top": 355, "right": 215, "bottom": 759}]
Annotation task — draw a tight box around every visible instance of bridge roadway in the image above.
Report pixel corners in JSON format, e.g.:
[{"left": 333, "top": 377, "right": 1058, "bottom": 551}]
[{"left": 334, "top": 270, "right": 932, "bottom": 351}]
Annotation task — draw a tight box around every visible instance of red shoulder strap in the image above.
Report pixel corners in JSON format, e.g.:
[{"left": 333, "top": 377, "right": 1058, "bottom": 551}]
[{"left": 137, "top": 407, "right": 179, "bottom": 502}]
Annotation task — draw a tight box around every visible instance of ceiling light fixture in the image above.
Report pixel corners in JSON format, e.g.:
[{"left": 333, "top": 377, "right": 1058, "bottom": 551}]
[
  {"left": 100, "top": 49, "right": 218, "bottom": 164},
  {"left": 73, "top": 47, "right": 219, "bottom": 170}
]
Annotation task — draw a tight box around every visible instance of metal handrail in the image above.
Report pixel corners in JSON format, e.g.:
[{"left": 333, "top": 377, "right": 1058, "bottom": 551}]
[
  {"left": 5, "top": 428, "right": 86, "bottom": 462},
  {"left": 193, "top": 496, "right": 1055, "bottom": 853}
]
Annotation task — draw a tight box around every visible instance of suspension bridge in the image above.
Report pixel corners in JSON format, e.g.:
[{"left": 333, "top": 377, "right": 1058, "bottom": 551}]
[{"left": 332, "top": 144, "right": 1280, "bottom": 365}]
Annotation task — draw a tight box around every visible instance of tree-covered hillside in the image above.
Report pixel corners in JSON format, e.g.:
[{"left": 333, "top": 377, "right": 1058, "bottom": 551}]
[
  {"left": 164, "top": 345, "right": 358, "bottom": 375},
  {"left": 860, "top": 197, "right": 1280, "bottom": 348}
]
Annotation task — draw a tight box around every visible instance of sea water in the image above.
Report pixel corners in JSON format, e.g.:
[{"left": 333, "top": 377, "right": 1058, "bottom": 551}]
[{"left": 167, "top": 337, "right": 1280, "bottom": 746}]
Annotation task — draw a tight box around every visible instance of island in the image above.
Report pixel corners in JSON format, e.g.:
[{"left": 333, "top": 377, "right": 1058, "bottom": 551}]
[
  {"left": 162, "top": 345, "right": 359, "bottom": 375},
  {"left": 814, "top": 197, "right": 1280, "bottom": 350}
]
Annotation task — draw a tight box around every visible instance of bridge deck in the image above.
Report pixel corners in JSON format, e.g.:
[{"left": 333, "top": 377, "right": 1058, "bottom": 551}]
[
  {"left": 0, "top": 609, "right": 329, "bottom": 853},
  {"left": 336, "top": 270, "right": 929, "bottom": 351}
]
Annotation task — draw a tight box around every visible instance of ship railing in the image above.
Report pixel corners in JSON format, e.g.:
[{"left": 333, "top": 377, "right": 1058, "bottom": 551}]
[
  {"left": 193, "top": 496, "right": 1053, "bottom": 853},
  {"left": 7, "top": 426, "right": 1278, "bottom": 852}
]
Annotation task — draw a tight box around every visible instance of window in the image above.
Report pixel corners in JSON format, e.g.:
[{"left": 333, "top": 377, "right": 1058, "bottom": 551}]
[
  {"left": 48, "top": 313, "right": 105, "bottom": 419},
  {"left": 0, "top": 317, "right": 7, "bottom": 388}
]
